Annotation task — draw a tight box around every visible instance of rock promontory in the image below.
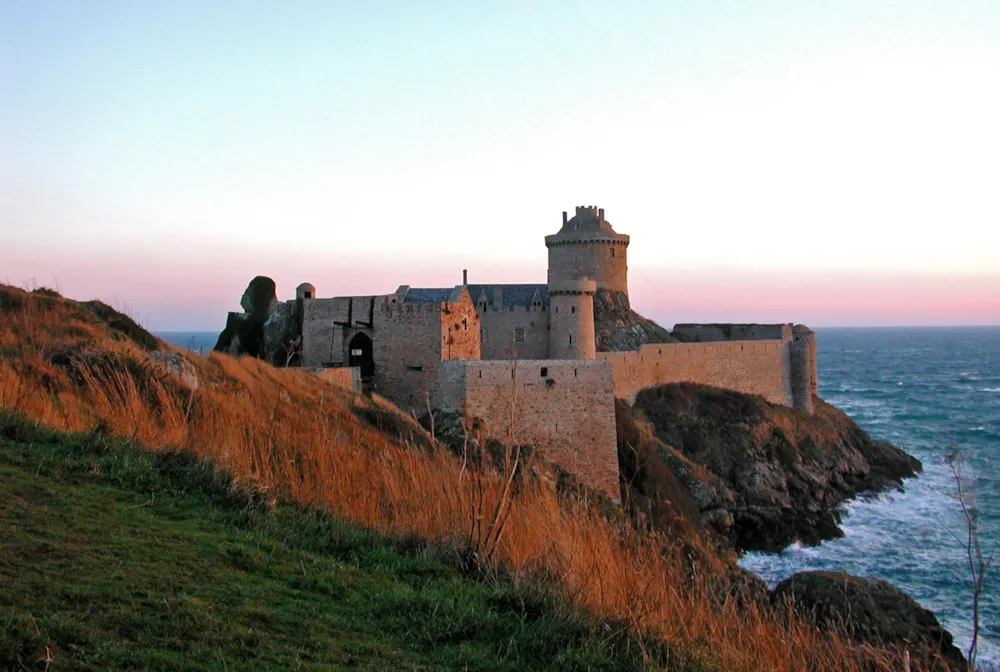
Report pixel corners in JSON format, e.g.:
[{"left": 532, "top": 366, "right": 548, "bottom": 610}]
[{"left": 618, "top": 383, "right": 921, "bottom": 553}]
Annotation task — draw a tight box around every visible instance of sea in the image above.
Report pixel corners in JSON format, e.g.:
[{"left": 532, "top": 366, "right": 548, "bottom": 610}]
[
  {"left": 158, "top": 327, "right": 1000, "bottom": 664},
  {"left": 741, "top": 327, "right": 1000, "bottom": 666}
]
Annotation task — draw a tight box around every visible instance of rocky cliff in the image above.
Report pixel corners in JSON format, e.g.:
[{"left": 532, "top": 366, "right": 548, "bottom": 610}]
[
  {"left": 619, "top": 383, "right": 921, "bottom": 553},
  {"left": 593, "top": 290, "right": 677, "bottom": 351}
]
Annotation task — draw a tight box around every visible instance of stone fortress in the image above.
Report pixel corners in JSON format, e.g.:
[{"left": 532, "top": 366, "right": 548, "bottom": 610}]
[{"left": 232, "top": 206, "right": 818, "bottom": 498}]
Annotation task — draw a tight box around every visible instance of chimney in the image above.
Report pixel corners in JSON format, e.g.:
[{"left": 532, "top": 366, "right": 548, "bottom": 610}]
[
  {"left": 462, "top": 269, "right": 468, "bottom": 285},
  {"left": 598, "top": 207, "right": 605, "bottom": 222},
  {"left": 562, "top": 211, "right": 567, "bottom": 226}
]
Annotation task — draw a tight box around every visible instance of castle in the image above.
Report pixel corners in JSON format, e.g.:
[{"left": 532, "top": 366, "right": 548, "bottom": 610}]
[{"left": 273, "top": 206, "right": 816, "bottom": 497}]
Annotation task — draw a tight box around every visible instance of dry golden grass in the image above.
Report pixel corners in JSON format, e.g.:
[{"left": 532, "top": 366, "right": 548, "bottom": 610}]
[{"left": 0, "top": 285, "right": 940, "bottom": 671}]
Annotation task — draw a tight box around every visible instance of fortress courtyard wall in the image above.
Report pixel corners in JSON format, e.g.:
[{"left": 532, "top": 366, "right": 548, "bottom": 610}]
[
  {"left": 598, "top": 340, "right": 794, "bottom": 406},
  {"left": 301, "top": 296, "right": 376, "bottom": 368},
  {"left": 437, "top": 359, "right": 619, "bottom": 499},
  {"left": 478, "top": 305, "right": 549, "bottom": 360}
]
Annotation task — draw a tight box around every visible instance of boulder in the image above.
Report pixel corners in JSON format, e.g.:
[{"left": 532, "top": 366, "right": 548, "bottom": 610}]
[
  {"left": 146, "top": 351, "right": 199, "bottom": 390},
  {"left": 772, "top": 571, "right": 965, "bottom": 670},
  {"left": 240, "top": 276, "right": 277, "bottom": 317},
  {"left": 215, "top": 277, "right": 297, "bottom": 361}
]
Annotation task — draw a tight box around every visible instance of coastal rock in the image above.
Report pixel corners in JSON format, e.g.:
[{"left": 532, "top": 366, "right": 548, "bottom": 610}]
[
  {"left": 215, "top": 276, "right": 290, "bottom": 361},
  {"left": 772, "top": 571, "right": 965, "bottom": 670},
  {"left": 240, "top": 276, "right": 277, "bottom": 317},
  {"left": 594, "top": 290, "right": 677, "bottom": 352},
  {"left": 261, "top": 299, "right": 303, "bottom": 366},
  {"left": 626, "top": 383, "right": 922, "bottom": 552}
]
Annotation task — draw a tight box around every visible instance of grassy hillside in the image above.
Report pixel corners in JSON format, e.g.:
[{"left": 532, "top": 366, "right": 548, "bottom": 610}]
[
  {"left": 0, "top": 284, "right": 917, "bottom": 671},
  {"left": 0, "top": 412, "right": 651, "bottom": 671}
]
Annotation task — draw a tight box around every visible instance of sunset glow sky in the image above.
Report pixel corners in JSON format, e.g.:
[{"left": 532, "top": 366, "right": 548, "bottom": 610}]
[{"left": 3, "top": 1, "right": 999, "bottom": 330}]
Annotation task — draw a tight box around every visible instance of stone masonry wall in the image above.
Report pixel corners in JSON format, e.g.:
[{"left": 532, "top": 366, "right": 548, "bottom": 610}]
[
  {"left": 672, "top": 324, "right": 792, "bottom": 342},
  {"left": 478, "top": 305, "right": 549, "bottom": 360},
  {"left": 374, "top": 293, "right": 480, "bottom": 414},
  {"left": 301, "top": 296, "right": 376, "bottom": 367},
  {"left": 598, "top": 341, "right": 793, "bottom": 406},
  {"left": 546, "top": 237, "right": 629, "bottom": 294},
  {"left": 437, "top": 360, "right": 619, "bottom": 499}
]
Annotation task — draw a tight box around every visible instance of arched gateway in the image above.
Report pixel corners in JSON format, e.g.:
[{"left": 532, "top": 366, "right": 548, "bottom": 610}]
[{"left": 347, "top": 332, "right": 374, "bottom": 391}]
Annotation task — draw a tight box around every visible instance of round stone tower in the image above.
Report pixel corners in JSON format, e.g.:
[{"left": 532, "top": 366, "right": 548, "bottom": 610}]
[
  {"left": 545, "top": 206, "right": 630, "bottom": 295},
  {"left": 548, "top": 278, "right": 597, "bottom": 360}
]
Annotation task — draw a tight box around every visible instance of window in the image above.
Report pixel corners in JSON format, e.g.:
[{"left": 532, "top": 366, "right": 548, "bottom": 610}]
[
  {"left": 351, "top": 349, "right": 363, "bottom": 357},
  {"left": 480, "top": 327, "right": 485, "bottom": 342},
  {"left": 407, "top": 365, "right": 423, "bottom": 371},
  {"left": 610, "top": 248, "right": 615, "bottom": 258},
  {"left": 462, "top": 318, "right": 468, "bottom": 330},
  {"left": 304, "top": 291, "right": 313, "bottom": 298},
  {"left": 569, "top": 334, "right": 573, "bottom": 344},
  {"left": 540, "top": 367, "right": 548, "bottom": 377},
  {"left": 514, "top": 328, "right": 525, "bottom": 343},
  {"left": 571, "top": 306, "right": 576, "bottom": 314}
]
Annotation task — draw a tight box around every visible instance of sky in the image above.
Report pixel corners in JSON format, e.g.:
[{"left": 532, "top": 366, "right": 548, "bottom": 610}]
[{"left": 2, "top": 1, "right": 999, "bottom": 330}]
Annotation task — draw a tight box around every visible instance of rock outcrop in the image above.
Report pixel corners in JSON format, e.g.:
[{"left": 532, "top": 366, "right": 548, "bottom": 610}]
[
  {"left": 594, "top": 290, "right": 677, "bottom": 352},
  {"left": 772, "top": 572, "right": 965, "bottom": 670},
  {"left": 623, "top": 383, "right": 921, "bottom": 552},
  {"left": 214, "top": 277, "right": 303, "bottom": 365}
]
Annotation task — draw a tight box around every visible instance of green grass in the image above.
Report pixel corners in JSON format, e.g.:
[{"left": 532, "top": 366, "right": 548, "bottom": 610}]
[{"left": 0, "top": 412, "right": 658, "bottom": 671}]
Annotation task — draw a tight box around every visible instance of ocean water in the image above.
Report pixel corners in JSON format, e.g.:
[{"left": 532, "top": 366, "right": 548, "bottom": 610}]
[
  {"left": 157, "top": 331, "right": 218, "bottom": 355},
  {"left": 741, "top": 327, "right": 1000, "bottom": 665},
  {"left": 160, "top": 328, "right": 999, "bottom": 661}
]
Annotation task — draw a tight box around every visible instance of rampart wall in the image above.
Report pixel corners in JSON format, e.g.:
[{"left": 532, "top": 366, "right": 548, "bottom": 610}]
[
  {"left": 673, "top": 324, "right": 792, "bottom": 342},
  {"left": 598, "top": 341, "right": 794, "bottom": 406},
  {"left": 437, "top": 360, "right": 619, "bottom": 499}
]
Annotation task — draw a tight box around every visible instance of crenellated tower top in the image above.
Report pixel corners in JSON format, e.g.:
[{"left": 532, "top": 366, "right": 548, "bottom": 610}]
[{"left": 546, "top": 205, "right": 630, "bottom": 296}]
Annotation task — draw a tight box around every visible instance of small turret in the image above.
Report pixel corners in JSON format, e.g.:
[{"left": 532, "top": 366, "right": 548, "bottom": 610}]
[
  {"left": 296, "top": 282, "right": 316, "bottom": 300},
  {"left": 789, "top": 325, "right": 817, "bottom": 414},
  {"left": 548, "top": 278, "right": 597, "bottom": 360}
]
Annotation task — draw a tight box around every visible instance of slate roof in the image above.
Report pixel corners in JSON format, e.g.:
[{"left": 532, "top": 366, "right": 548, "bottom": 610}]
[
  {"left": 398, "top": 286, "right": 467, "bottom": 304},
  {"left": 466, "top": 284, "right": 549, "bottom": 309}
]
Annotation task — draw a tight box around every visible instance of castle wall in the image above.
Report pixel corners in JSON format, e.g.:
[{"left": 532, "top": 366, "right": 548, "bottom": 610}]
[
  {"left": 598, "top": 341, "right": 794, "bottom": 406},
  {"left": 477, "top": 306, "right": 549, "bottom": 360},
  {"left": 374, "top": 293, "right": 479, "bottom": 413},
  {"left": 437, "top": 359, "right": 619, "bottom": 498},
  {"left": 301, "top": 296, "right": 376, "bottom": 368},
  {"left": 672, "top": 324, "right": 792, "bottom": 342}
]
